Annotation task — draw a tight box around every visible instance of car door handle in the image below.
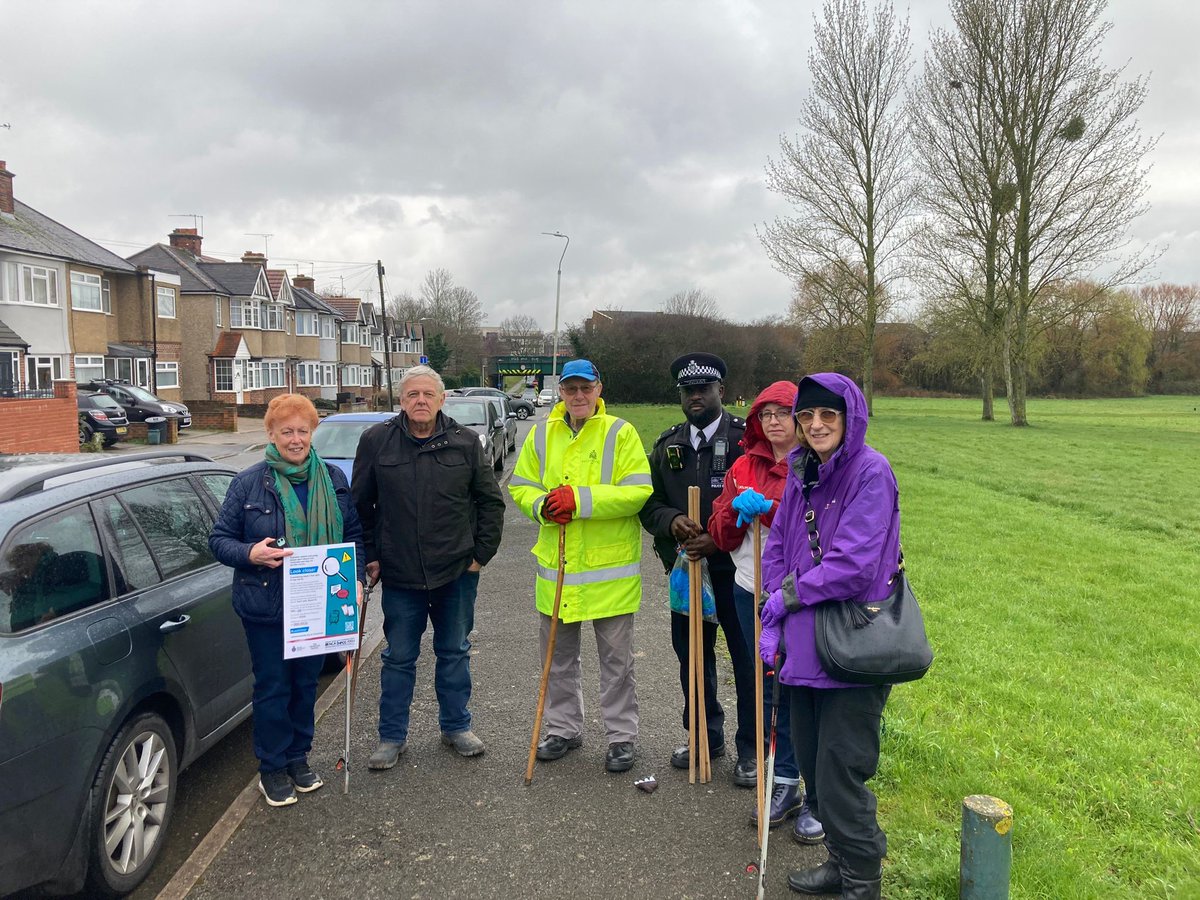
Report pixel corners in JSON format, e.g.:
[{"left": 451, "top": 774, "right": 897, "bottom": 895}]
[{"left": 159, "top": 615, "right": 191, "bottom": 633}]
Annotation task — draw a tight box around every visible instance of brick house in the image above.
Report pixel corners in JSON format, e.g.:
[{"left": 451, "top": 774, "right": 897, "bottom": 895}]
[{"left": 291, "top": 275, "right": 344, "bottom": 402}]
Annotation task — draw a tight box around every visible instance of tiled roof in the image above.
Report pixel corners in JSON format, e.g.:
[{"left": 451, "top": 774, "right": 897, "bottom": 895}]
[
  {"left": 0, "top": 200, "right": 137, "bottom": 273},
  {"left": 211, "top": 331, "right": 248, "bottom": 358},
  {"left": 126, "top": 243, "right": 225, "bottom": 293},
  {"left": 324, "top": 297, "right": 362, "bottom": 320},
  {"left": 0, "top": 316, "right": 30, "bottom": 348},
  {"left": 198, "top": 261, "right": 264, "bottom": 297},
  {"left": 266, "top": 269, "right": 286, "bottom": 298},
  {"left": 293, "top": 285, "right": 344, "bottom": 318}
]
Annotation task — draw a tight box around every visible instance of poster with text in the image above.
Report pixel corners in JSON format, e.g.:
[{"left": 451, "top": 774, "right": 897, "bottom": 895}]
[{"left": 282, "top": 542, "right": 359, "bottom": 659}]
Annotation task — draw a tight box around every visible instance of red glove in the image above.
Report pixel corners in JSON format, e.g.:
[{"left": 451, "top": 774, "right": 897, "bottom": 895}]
[{"left": 542, "top": 486, "right": 576, "bottom": 524}]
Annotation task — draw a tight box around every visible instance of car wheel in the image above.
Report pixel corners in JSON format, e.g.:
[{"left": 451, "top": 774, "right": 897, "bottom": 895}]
[
  {"left": 516, "top": 407, "right": 529, "bottom": 420},
  {"left": 80, "top": 424, "right": 94, "bottom": 446},
  {"left": 85, "top": 712, "right": 177, "bottom": 898}
]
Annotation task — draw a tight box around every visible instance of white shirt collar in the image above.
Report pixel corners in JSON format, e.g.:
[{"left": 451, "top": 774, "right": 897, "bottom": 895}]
[{"left": 690, "top": 417, "right": 721, "bottom": 450}]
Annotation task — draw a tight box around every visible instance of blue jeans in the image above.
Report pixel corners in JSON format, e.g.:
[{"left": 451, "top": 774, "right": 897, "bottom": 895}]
[
  {"left": 378, "top": 570, "right": 478, "bottom": 742},
  {"left": 733, "top": 583, "right": 799, "bottom": 784},
  {"left": 241, "top": 618, "right": 323, "bottom": 774}
]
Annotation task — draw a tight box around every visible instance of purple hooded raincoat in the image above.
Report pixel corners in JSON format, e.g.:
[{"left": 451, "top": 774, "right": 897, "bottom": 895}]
[{"left": 761, "top": 373, "right": 901, "bottom": 688}]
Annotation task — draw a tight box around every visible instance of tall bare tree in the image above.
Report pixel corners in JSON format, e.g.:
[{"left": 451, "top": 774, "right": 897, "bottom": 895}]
[
  {"left": 760, "top": 0, "right": 915, "bottom": 414},
  {"left": 1136, "top": 283, "right": 1200, "bottom": 388},
  {"left": 660, "top": 288, "right": 722, "bottom": 320},
  {"left": 387, "top": 269, "right": 485, "bottom": 377},
  {"left": 499, "top": 314, "right": 545, "bottom": 354}
]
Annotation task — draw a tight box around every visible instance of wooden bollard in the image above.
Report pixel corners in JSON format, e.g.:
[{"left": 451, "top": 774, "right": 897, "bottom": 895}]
[{"left": 960, "top": 794, "right": 1013, "bottom": 899}]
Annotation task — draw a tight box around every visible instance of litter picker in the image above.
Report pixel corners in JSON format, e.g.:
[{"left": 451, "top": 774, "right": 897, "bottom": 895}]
[
  {"left": 754, "top": 518, "right": 765, "bottom": 846},
  {"left": 337, "top": 580, "right": 373, "bottom": 794},
  {"left": 756, "top": 648, "right": 783, "bottom": 900},
  {"left": 525, "top": 524, "right": 567, "bottom": 785},
  {"left": 687, "top": 485, "right": 711, "bottom": 784}
]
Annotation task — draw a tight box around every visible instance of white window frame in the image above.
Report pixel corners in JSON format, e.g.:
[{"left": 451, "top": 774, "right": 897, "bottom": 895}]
[
  {"left": 320, "top": 316, "right": 336, "bottom": 339},
  {"left": 295, "top": 311, "right": 318, "bottom": 336},
  {"left": 214, "top": 297, "right": 222, "bottom": 326},
  {"left": 74, "top": 354, "right": 105, "bottom": 384},
  {"left": 230, "top": 299, "right": 261, "bottom": 329},
  {"left": 102, "top": 279, "right": 111, "bottom": 314},
  {"left": 17, "top": 264, "right": 59, "bottom": 306},
  {"left": 264, "top": 303, "right": 284, "bottom": 331},
  {"left": 241, "top": 360, "right": 262, "bottom": 390},
  {"left": 157, "top": 286, "right": 177, "bottom": 319},
  {"left": 296, "top": 362, "right": 318, "bottom": 387},
  {"left": 26, "top": 355, "right": 63, "bottom": 389},
  {"left": 214, "top": 359, "right": 234, "bottom": 392},
  {"left": 155, "top": 361, "right": 179, "bottom": 388},
  {"left": 341, "top": 323, "right": 359, "bottom": 345},
  {"left": 0, "top": 350, "right": 19, "bottom": 392},
  {"left": 262, "top": 360, "right": 286, "bottom": 388},
  {"left": 71, "top": 271, "right": 104, "bottom": 313},
  {"left": 359, "top": 327, "right": 371, "bottom": 347},
  {"left": 321, "top": 363, "right": 337, "bottom": 386}
]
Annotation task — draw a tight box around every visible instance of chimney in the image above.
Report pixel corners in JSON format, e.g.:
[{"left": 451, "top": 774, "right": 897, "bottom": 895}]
[
  {"left": 293, "top": 273, "right": 315, "bottom": 291},
  {"left": 168, "top": 227, "right": 203, "bottom": 257},
  {"left": 0, "top": 162, "right": 14, "bottom": 216},
  {"left": 242, "top": 251, "right": 267, "bottom": 268}
]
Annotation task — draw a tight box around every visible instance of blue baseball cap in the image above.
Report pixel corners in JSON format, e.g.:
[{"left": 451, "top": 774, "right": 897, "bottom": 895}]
[{"left": 559, "top": 359, "right": 601, "bottom": 382}]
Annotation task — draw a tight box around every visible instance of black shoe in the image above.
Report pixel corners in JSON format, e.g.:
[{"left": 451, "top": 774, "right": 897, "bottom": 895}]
[
  {"left": 258, "top": 769, "right": 297, "bottom": 807},
  {"left": 368, "top": 741, "right": 407, "bottom": 770},
  {"left": 605, "top": 741, "right": 635, "bottom": 773},
  {"left": 786, "top": 859, "right": 841, "bottom": 895},
  {"left": 670, "top": 743, "right": 726, "bottom": 769},
  {"left": 286, "top": 760, "right": 323, "bottom": 793},
  {"left": 838, "top": 859, "right": 882, "bottom": 900},
  {"left": 733, "top": 756, "right": 757, "bottom": 788},
  {"left": 536, "top": 734, "right": 583, "bottom": 761}
]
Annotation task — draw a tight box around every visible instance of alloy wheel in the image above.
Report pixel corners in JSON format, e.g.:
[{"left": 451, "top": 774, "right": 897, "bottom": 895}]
[{"left": 103, "top": 729, "right": 171, "bottom": 875}]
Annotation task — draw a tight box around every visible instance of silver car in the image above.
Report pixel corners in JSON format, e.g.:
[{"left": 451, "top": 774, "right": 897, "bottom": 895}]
[{"left": 440, "top": 397, "right": 506, "bottom": 472}]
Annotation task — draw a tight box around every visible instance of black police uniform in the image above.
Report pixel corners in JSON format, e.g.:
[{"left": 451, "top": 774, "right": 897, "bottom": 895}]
[{"left": 639, "top": 385, "right": 757, "bottom": 774}]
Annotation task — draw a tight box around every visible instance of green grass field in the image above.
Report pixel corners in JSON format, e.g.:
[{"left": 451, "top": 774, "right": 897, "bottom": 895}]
[{"left": 609, "top": 396, "right": 1200, "bottom": 899}]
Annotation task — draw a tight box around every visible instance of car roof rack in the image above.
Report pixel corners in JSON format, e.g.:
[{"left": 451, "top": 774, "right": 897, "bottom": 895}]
[{"left": 0, "top": 450, "right": 218, "bottom": 503}]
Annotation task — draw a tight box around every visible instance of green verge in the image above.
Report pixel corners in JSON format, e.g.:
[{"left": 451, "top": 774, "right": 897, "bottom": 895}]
[{"left": 609, "top": 396, "right": 1200, "bottom": 899}]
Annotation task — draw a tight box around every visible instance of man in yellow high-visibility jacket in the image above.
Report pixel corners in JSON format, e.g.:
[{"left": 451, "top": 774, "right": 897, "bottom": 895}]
[{"left": 508, "top": 359, "right": 652, "bottom": 774}]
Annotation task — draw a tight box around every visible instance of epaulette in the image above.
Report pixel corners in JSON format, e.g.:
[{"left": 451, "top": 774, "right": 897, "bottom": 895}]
[
  {"left": 654, "top": 422, "right": 684, "bottom": 446},
  {"left": 729, "top": 416, "right": 745, "bottom": 429}
]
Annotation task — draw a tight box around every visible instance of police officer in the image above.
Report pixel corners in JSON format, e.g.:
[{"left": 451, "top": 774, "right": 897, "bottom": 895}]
[{"left": 639, "top": 353, "right": 758, "bottom": 787}]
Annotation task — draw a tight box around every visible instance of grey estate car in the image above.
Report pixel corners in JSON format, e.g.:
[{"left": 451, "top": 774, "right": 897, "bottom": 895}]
[{"left": 0, "top": 451, "right": 252, "bottom": 897}]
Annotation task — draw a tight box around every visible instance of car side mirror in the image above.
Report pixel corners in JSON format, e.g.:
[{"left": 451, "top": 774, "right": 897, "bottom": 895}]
[{"left": 507, "top": 412, "right": 517, "bottom": 419}]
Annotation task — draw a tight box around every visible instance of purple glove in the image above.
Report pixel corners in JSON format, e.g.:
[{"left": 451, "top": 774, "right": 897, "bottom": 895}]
[
  {"left": 759, "top": 588, "right": 787, "bottom": 630},
  {"left": 760, "top": 617, "right": 782, "bottom": 667}
]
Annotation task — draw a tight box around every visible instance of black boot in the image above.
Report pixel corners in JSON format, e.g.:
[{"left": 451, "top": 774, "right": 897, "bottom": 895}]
[
  {"left": 838, "top": 858, "right": 882, "bottom": 900},
  {"left": 787, "top": 842, "right": 841, "bottom": 895}
]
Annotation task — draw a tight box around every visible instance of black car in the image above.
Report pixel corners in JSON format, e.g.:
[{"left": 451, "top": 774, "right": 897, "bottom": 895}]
[
  {"left": 86, "top": 381, "right": 192, "bottom": 429},
  {"left": 77, "top": 391, "right": 130, "bottom": 447},
  {"left": 0, "top": 451, "right": 252, "bottom": 897},
  {"left": 459, "top": 386, "right": 535, "bottom": 420}
]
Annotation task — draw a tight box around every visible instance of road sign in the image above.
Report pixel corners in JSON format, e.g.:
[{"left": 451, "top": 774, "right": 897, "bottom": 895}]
[{"left": 420, "top": 355, "right": 428, "bottom": 364}]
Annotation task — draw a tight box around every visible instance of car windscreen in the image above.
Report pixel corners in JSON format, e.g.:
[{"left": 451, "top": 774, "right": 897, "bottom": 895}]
[
  {"left": 441, "top": 401, "right": 488, "bottom": 427},
  {"left": 121, "top": 385, "right": 161, "bottom": 403},
  {"left": 311, "top": 422, "right": 376, "bottom": 459},
  {"left": 90, "top": 395, "right": 125, "bottom": 412}
]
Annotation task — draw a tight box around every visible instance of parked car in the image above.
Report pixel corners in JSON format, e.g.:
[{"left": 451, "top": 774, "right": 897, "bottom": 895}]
[
  {"left": 310, "top": 411, "right": 396, "bottom": 482},
  {"left": 538, "top": 388, "right": 556, "bottom": 407},
  {"left": 521, "top": 387, "right": 538, "bottom": 406},
  {"left": 440, "top": 397, "right": 505, "bottom": 472},
  {"left": 86, "top": 381, "right": 191, "bottom": 429},
  {"left": 78, "top": 391, "right": 130, "bottom": 447},
  {"left": 459, "top": 386, "right": 535, "bottom": 421},
  {"left": 473, "top": 394, "right": 518, "bottom": 455},
  {"left": 0, "top": 451, "right": 251, "bottom": 897}
]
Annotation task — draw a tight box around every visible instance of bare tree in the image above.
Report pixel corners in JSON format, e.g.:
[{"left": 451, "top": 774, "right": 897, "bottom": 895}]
[
  {"left": 760, "top": 0, "right": 915, "bottom": 415},
  {"left": 499, "top": 314, "right": 544, "bottom": 355},
  {"left": 660, "top": 288, "right": 722, "bottom": 320},
  {"left": 1136, "top": 283, "right": 1200, "bottom": 388}
]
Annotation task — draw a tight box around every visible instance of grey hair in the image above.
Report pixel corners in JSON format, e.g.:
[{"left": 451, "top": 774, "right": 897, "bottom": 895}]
[{"left": 397, "top": 365, "right": 445, "bottom": 395}]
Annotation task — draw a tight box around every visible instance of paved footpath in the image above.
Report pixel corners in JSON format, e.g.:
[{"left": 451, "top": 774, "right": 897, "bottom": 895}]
[{"left": 181, "top": 504, "right": 823, "bottom": 899}]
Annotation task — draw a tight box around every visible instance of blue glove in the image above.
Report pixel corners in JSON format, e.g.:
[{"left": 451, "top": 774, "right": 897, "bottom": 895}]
[{"left": 731, "top": 488, "right": 772, "bottom": 528}]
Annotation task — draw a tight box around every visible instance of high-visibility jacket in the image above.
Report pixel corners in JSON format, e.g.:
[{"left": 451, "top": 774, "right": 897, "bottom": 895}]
[{"left": 508, "top": 398, "right": 652, "bottom": 623}]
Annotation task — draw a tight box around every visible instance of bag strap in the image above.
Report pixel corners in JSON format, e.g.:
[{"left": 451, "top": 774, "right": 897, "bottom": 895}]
[{"left": 802, "top": 506, "right": 905, "bottom": 578}]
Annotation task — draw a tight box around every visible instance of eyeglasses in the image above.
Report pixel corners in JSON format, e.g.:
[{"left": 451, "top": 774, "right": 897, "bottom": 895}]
[
  {"left": 560, "top": 382, "right": 598, "bottom": 396},
  {"left": 795, "top": 408, "right": 842, "bottom": 426},
  {"left": 758, "top": 409, "right": 790, "bottom": 422}
]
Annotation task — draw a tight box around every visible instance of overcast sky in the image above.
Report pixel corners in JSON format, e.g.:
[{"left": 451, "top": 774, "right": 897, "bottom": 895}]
[{"left": 1, "top": 1, "right": 1195, "bottom": 332}]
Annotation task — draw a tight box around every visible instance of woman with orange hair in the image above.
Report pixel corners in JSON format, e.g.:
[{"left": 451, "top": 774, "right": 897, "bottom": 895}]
[{"left": 211, "top": 394, "right": 364, "bottom": 807}]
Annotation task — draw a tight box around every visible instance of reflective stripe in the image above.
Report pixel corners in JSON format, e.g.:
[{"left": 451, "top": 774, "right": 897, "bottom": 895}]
[
  {"left": 577, "top": 486, "right": 593, "bottom": 518},
  {"left": 533, "top": 494, "right": 547, "bottom": 521},
  {"left": 510, "top": 474, "right": 546, "bottom": 490},
  {"left": 534, "top": 423, "right": 547, "bottom": 484},
  {"left": 599, "top": 418, "right": 626, "bottom": 485},
  {"left": 537, "top": 561, "right": 641, "bottom": 585},
  {"left": 617, "top": 473, "right": 652, "bottom": 486}
]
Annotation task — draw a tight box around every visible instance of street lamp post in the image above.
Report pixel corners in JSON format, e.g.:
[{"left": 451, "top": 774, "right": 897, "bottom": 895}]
[{"left": 541, "top": 231, "right": 569, "bottom": 381}]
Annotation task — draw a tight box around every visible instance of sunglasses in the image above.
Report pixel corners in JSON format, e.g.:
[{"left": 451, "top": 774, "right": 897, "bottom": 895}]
[{"left": 795, "top": 408, "right": 842, "bottom": 425}]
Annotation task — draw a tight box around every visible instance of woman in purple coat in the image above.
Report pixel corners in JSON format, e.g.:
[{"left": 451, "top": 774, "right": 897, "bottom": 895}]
[{"left": 759, "top": 373, "right": 900, "bottom": 900}]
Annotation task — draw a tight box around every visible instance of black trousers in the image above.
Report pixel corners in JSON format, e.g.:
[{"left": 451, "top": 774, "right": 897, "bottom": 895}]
[
  {"left": 669, "top": 568, "right": 757, "bottom": 760},
  {"left": 789, "top": 683, "right": 891, "bottom": 869}
]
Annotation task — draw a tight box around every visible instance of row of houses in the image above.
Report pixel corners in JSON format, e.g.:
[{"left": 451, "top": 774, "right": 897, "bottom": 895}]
[{"left": 0, "top": 160, "right": 424, "bottom": 410}]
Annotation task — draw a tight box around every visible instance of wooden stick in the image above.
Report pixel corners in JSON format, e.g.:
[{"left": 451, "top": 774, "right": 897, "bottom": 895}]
[
  {"left": 688, "top": 485, "right": 711, "bottom": 783},
  {"left": 687, "top": 486, "right": 698, "bottom": 785},
  {"left": 754, "top": 519, "right": 765, "bottom": 845},
  {"left": 524, "top": 525, "right": 567, "bottom": 786}
]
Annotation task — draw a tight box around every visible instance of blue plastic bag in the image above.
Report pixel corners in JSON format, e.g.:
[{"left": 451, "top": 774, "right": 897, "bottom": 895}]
[{"left": 668, "top": 549, "right": 717, "bottom": 622}]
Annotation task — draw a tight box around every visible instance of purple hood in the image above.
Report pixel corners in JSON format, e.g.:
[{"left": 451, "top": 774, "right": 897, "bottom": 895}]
[{"left": 761, "top": 373, "right": 901, "bottom": 688}]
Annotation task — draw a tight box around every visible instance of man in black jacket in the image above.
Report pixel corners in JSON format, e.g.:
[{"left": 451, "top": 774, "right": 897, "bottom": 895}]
[
  {"left": 352, "top": 365, "right": 505, "bottom": 769},
  {"left": 639, "top": 353, "right": 757, "bottom": 788}
]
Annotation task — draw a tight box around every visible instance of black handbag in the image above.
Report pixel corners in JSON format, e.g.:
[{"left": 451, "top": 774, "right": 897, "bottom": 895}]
[{"left": 804, "top": 509, "right": 933, "bottom": 685}]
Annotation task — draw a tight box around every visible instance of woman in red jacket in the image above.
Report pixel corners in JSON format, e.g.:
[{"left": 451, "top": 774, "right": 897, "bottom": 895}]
[{"left": 709, "top": 381, "right": 824, "bottom": 843}]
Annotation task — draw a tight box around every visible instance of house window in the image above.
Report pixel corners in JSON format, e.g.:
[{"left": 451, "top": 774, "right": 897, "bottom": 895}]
[
  {"left": 157, "top": 287, "right": 177, "bottom": 319},
  {"left": 70, "top": 271, "right": 104, "bottom": 312},
  {"left": 102, "top": 279, "right": 111, "bottom": 314},
  {"left": 320, "top": 316, "right": 336, "bottom": 339},
  {"left": 74, "top": 354, "right": 105, "bottom": 384},
  {"left": 18, "top": 265, "right": 59, "bottom": 306},
  {"left": 341, "top": 323, "right": 358, "bottom": 344},
  {"left": 214, "top": 359, "right": 233, "bottom": 392},
  {"left": 241, "top": 360, "right": 262, "bottom": 390},
  {"left": 26, "top": 355, "right": 63, "bottom": 389},
  {"left": 373, "top": 333, "right": 384, "bottom": 352},
  {"left": 297, "top": 362, "right": 318, "bottom": 387},
  {"left": 215, "top": 297, "right": 222, "bottom": 326},
  {"left": 264, "top": 304, "right": 284, "bottom": 331},
  {"left": 295, "top": 311, "right": 318, "bottom": 336},
  {"left": 156, "top": 361, "right": 179, "bottom": 388},
  {"left": 322, "top": 363, "right": 337, "bottom": 386},
  {"left": 230, "top": 299, "right": 261, "bottom": 329},
  {"left": 359, "top": 328, "right": 371, "bottom": 347},
  {"left": 262, "top": 360, "right": 286, "bottom": 388}
]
